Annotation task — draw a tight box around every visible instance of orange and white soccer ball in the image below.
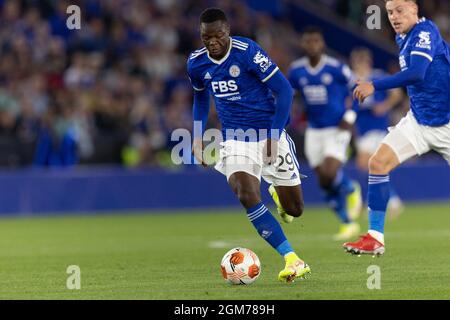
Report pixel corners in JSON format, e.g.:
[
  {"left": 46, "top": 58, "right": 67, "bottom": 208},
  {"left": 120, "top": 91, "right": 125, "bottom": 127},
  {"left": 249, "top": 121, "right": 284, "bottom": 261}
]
[{"left": 220, "top": 247, "right": 261, "bottom": 285}]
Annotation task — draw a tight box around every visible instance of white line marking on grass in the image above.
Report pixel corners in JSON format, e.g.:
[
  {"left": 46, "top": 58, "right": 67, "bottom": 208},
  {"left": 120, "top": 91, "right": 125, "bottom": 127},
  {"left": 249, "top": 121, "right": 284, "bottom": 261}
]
[
  {"left": 208, "top": 241, "right": 232, "bottom": 248},
  {"left": 208, "top": 239, "right": 260, "bottom": 249}
]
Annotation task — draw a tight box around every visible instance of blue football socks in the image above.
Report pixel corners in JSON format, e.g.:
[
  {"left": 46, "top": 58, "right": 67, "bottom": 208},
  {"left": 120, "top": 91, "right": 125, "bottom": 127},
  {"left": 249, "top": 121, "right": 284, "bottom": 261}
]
[
  {"left": 247, "top": 202, "right": 294, "bottom": 256},
  {"left": 368, "top": 175, "right": 390, "bottom": 234}
]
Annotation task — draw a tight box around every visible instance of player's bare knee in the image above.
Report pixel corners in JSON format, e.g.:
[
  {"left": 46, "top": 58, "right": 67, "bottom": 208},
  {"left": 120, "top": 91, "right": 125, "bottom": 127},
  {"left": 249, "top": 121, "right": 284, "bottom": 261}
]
[
  {"left": 285, "top": 200, "right": 304, "bottom": 217},
  {"left": 368, "top": 154, "right": 391, "bottom": 174},
  {"left": 236, "top": 188, "right": 260, "bottom": 208}
]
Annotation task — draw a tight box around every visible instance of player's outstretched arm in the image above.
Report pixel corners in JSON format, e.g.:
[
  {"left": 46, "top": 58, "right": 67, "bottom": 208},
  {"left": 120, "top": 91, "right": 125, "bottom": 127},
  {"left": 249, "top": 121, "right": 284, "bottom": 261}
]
[
  {"left": 192, "top": 89, "right": 210, "bottom": 167},
  {"left": 353, "top": 55, "right": 431, "bottom": 103},
  {"left": 372, "top": 55, "right": 431, "bottom": 90}
]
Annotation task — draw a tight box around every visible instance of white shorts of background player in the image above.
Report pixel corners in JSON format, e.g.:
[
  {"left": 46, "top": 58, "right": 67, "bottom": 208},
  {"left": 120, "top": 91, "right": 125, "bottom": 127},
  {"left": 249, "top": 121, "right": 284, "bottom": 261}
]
[
  {"left": 357, "top": 130, "right": 388, "bottom": 155},
  {"left": 304, "top": 127, "right": 352, "bottom": 168}
]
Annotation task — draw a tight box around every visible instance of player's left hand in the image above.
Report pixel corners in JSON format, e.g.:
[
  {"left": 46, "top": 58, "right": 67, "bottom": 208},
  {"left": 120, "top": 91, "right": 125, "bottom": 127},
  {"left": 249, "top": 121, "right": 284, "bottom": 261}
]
[
  {"left": 263, "top": 138, "right": 278, "bottom": 165},
  {"left": 192, "top": 137, "right": 207, "bottom": 167},
  {"left": 353, "top": 80, "right": 375, "bottom": 103}
]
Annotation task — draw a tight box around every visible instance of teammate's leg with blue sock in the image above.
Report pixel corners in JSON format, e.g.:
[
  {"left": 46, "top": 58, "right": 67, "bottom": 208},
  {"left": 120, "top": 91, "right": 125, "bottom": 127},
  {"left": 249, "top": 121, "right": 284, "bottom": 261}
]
[{"left": 367, "top": 175, "right": 390, "bottom": 243}]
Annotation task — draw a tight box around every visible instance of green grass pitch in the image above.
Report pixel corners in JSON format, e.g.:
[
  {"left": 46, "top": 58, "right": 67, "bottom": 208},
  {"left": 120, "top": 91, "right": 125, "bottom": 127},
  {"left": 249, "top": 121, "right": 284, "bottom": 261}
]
[{"left": 0, "top": 203, "right": 449, "bottom": 299}]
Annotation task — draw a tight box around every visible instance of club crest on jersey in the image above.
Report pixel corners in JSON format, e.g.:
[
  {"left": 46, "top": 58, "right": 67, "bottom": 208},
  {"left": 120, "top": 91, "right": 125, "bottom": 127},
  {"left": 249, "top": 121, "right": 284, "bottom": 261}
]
[
  {"left": 416, "top": 31, "right": 431, "bottom": 50},
  {"left": 253, "top": 51, "right": 272, "bottom": 73},
  {"left": 229, "top": 65, "right": 240, "bottom": 77},
  {"left": 321, "top": 73, "right": 333, "bottom": 85}
]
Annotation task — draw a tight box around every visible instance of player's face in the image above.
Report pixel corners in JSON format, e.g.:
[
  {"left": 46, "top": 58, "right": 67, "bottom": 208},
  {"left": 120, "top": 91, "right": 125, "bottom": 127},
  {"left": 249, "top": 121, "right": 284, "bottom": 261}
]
[
  {"left": 301, "top": 33, "right": 325, "bottom": 58},
  {"left": 350, "top": 51, "right": 373, "bottom": 73},
  {"left": 200, "top": 21, "right": 230, "bottom": 60},
  {"left": 386, "top": 0, "right": 419, "bottom": 34}
]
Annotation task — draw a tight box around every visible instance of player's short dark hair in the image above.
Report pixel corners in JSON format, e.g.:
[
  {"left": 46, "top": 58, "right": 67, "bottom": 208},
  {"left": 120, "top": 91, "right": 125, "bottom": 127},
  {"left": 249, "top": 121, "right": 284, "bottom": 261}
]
[
  {"left": 200, "top": 8, "right": 228, "bottom": 24},
  {"left": 302, "top": 26, "right": 323, "bottom": 36}
]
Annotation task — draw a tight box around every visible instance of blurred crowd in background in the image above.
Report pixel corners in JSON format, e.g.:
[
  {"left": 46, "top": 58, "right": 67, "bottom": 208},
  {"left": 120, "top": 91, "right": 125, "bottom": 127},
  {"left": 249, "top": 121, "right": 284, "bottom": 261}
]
[
  {"left": 315, "top": 0, "right": 449, "bottom": 41},
  {"left": 0, "top": 0, "right": 448, "bottom": 168}
]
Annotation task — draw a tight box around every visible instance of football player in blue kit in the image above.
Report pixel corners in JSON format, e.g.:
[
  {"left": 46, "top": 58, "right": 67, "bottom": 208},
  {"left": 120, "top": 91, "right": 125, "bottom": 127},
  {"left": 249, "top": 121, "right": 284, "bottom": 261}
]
[
  {"left": 349, "top": 47, "right": 405, "bottom": 219},
  {"left": 347, "top": 0, "right": 450, "bottom": 256},
  {"left": 288, "top": 27, "right": 363, "bottom": 241},
  {"left": 187, "top": 8, "right": 310, "bottom": 282}
]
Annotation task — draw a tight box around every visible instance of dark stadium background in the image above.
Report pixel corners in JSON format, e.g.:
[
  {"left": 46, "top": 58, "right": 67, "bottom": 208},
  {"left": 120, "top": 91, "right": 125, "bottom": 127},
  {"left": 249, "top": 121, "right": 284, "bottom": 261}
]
[
  {"left": 0, "top": 0, "right": 448, "bottom": 214},
  {"left": 0, "top": 0, "right": 450, "bottom": 302}
]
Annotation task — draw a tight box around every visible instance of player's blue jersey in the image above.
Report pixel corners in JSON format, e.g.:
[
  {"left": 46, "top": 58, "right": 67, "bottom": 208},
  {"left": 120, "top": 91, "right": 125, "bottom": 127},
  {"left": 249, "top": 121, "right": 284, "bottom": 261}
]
[
  {"left": 395, "top": 18, "right": 450, "bottom": 126},
  {"left": 356, "top": 69, "right": 390, "bottom": 136},
  {"left": 288, "top": 55, "right": 353, "bottom": 128},
  {"left": 187, "top": 36, "right": 283, "bottom": 139}
]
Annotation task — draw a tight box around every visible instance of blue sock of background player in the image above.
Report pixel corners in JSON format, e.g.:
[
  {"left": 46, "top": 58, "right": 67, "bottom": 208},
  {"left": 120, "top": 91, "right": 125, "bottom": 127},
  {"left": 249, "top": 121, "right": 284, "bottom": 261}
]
[{"left": 325, "top": 169, "right": 354, "bottom": 224}]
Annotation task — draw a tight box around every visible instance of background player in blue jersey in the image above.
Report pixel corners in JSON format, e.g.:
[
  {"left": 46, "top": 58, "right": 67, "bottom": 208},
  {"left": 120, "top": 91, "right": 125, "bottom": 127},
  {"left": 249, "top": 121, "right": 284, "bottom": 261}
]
[
  {"left": 288, "top": 27, "right": 363, "bottom": 241},
  {"left": 187, "top": 8, "right": 310, "bottom": 282},
  {"left": 346, "top": 0, "right": 450, "bottom": 256},
  {"left": 349, "top": 47, "right": 405, "bottom": 219}
]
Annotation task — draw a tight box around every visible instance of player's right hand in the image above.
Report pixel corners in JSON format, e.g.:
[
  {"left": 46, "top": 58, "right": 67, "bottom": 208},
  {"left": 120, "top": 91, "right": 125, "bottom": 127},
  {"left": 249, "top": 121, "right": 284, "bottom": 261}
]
[{"left": 192, "top": 138, "right": 207, "bottom": 167}]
